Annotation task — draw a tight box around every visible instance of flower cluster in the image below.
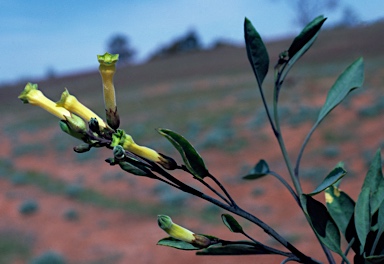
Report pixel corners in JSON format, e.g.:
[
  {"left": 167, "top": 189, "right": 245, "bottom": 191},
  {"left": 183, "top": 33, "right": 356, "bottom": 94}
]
[{"left": 18, "top": 52, "right": 176, "bottom": 170}]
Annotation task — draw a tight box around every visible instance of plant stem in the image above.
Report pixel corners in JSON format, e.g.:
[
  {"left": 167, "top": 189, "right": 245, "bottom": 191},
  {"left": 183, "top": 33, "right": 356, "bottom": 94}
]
[
  {"left": 257, "top": 84, "right": 278, "bottom": 137},
  {"left": 272, "top": 69, "right": 336, "bottom": 264},
  {"left": 294, "top": 122, "right": 319, "bottom": 179},
  {"left": 269, "top": 171, "right": 300, "bottom": 206},
  {"left": 207, "top": 173, "right": 237, "bottom": 207},
  {"left": 152, "top": 164, "right": 319, "bottom": 263},
  {"left": 220, "top": 238, "right": 295, "bottom": 258},
  {"left": 178, "top": 165, "right": 234, "bottom": 206},
  {"left": 198, "top": 178, "right": 232, "bottom": 206},
  {"left": 200, "top": 193, "right": 321, "bottom": 264}
]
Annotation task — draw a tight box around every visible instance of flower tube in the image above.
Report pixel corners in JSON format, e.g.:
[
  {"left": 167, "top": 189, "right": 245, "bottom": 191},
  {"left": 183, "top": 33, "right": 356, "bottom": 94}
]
[
  {"left": 157, "top": 215, "right": 211, "bottom": 247},
  {"left": 57, "top": 89, "right": 108, "bottom": 129},
  {"left": 19, "top": 83, "right": 71, "bottom": 119},
  {"left": 111, "top": 129, "right": 177, "bottom": 170},
  {"left": 98, "top": 52, "right": 120, "bottom": 129}
]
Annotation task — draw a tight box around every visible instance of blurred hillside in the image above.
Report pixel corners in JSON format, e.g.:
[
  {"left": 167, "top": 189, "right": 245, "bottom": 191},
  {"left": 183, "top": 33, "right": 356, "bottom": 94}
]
[
  {"left": 1, "top": 21, "right": 384, "bottom": 153},
  {"left": 0, "top": 21, "right": 383, "bottom": 263}
]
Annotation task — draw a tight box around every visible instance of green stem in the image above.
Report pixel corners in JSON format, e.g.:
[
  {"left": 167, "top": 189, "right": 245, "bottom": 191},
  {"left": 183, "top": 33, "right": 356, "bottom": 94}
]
[
  {"left": 208, "top": 173, "right": 238, "bottom": 207},
  {"left": 198, "top": 177, "right": 232, "bottom": 206},
  {"left": 220, "top": 238, "right": 295, "bottom": 258},
  {"left": 269, "top": 171, "right": 300, "bottom": 206},
  {"left": 272, "top": 70, "right": 303, "bottom": 196},
  {"left": 272, "top": 70, "right": 335, "bottom": 264},
  {"left": 178, "top": 165, "right": 234, "bottom": 206},
  {"left": 216, "top": 201, "right": 320, "bottom": 264},
  {"left": 294, "top": 122, "right": 318, "bottom": 179},
  {"left": 370, "top": 225, "right": 383, "bottom": 256},
  {"left": 152, "top": 164, "right": 319, "bottom": 263}
]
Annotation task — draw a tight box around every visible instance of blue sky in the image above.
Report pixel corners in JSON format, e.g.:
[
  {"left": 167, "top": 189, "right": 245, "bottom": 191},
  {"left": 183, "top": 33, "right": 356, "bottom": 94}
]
[{"left": 1, "top": 0, "right": 383, "bottom": 85}]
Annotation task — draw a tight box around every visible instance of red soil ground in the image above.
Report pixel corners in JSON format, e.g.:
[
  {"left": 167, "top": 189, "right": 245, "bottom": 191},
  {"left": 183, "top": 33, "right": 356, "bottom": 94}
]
[{"left": 1, "top": 85, "right": 382, "bottom": 264}]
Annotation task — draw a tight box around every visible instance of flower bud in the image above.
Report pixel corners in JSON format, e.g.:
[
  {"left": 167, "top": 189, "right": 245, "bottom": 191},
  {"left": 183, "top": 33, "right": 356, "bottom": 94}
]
[
  {"left": 57, "top": 89, "right": 108, "bottom": 129},
  {"left": 73, "top": 143, "right": 92, "bottom": 153},
  {"left": 18, "top": 83, "right": 72, "bottom": 119},
  {"left": 157, "top": 215, "right": 211, "bottom": 248},
  {"left": 88, "top": 118, "right": 101, "bottom": 134},
  {"left": 113, "top": 145, "right": 126, "bottom": 160},
  {"left": 98, "top": 52, "right": 120, "bottom": 130},
  {"left": 111, "top": 146, "right": 151, "bottom": 176}
]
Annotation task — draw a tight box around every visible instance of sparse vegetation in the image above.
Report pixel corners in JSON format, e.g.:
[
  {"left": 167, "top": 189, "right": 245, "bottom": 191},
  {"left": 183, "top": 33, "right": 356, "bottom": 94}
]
[
  {"left": 29, "top": 251, "right": 67, "bottom": 264},
  {"left": 0, "top": 230, "right": 32, "bottom": 264},
  {"left": 1, "top": 13, "right": 383, "bottom": 264},
  {"left": 19, "top": 200, "right": 39, "bottom": 215}
]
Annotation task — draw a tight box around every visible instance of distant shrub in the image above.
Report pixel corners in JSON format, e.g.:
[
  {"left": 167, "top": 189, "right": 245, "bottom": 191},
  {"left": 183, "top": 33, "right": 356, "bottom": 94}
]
[
  {"left": 200, "top": 127, "right": 234, "bottom": 149},
  {"left": 286, "top": 106, "right": 319, "bottom": 127},
  {"left": 19, "top": 200, "right": 39, "bottom": 215},
  {"left": 12, "top": 143, "right": 45, "bottom": 157},
  {"left": 251, "top": 187, "right": 265, "bottom": 197},
  {"left": 246, "top": 107, "right": 268, "bottom": 128},
  {"left": 29, "top": 250, "right": 66, "bottom": 264},
  {"left": 64, "top": 184, "right": 83, "bottom": 199},
  {"left": 11, "top": 172, "right": 28, "bottom": 186},
  {"left": 0, "top": 229, "right": 32, "bottom": 263},
  {"left": 322, "top": 146, "right": 341, "bottom": 158},
  {"left": 63, "top": 208, "right": 79, "bottom": 221},
  {"left": 357, "top": 103, "right": 384, "bottom": 117}
]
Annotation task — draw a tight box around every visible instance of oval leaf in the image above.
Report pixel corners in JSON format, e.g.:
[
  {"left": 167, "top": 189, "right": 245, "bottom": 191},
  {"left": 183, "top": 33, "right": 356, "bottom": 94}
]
[
  {"left": 118, "top": 160, "right": 150, "bottom": 177},
  {"left": 325, "top": 185, "right": 355, "bottom": 237},
  {"left": 157, "top": 237, "right": 201, "bottom": 250},
  {"left": 317, "top": 57, "right": 364, "bottom": 124},
  {"left": 221, "top": 214, "right": 243, "bottom": 233},
  {"left": 157, "top": 128, "right": 209, "bottom": 179},
  {"left": 355, "top": 187, "right": 371, "bottom": 253},
  {"left": 362, "top": 148, "right": 384, "bottom": 214},
  {"left": 309, "top": 164, "right": 347, "bottom": 195},
  {"left": 243, "top": 159, "right": 270, "bottom": 180},
  {"left": 244, "top": 17, "right": 269, "bottom": 87},
  {"left": 288, "top": 15, "right": 326, "bottom": 60},
  {"left": 301, "top": 194, "right": 343, "bottom": 255}
]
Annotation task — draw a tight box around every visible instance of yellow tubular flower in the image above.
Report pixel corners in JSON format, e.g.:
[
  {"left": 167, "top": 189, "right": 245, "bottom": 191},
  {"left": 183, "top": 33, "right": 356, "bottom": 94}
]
[
  {"left": 98, "top": 52, "right": 120, "bottom": 129},
  {"left": 57, "top": 89, "right": 107, "bottom": 129},
  {"left": 111, "top": 130, "right": 177, "bottom": 169},
  {"left": 157, "top": 215, "right": 211, "bottom": 247},
  {"left": 18, "top": 83, "right": 72, "bottom": 119}
]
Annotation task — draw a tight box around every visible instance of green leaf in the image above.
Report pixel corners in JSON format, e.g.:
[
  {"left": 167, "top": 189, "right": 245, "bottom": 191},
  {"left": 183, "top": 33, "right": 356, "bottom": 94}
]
[
  {"left": 355, "top": 187, "right": 371, "bottom": 254},
  {"left": 365, "top": 254, "right": 384, "bottom": 264},
  {"left": 362, "top": 149, "right": 384, "bottom": 214},
  {"left": 157, "top": 128, "right": 209, "bottom": 179},
  {"left": 244, "top": 17, "right": 269, "bottom": 87},
  {"left": 309, "top": 164, "right": 347, "bottom": 195},
  {"left": 157, "top": 237, "right": 201, "bottom": 250},
  {"left": 301, "top": 194, "right": 343, "bottom": 255},
  {"left": 243, "top": 160, "right": 270, "bottom": 180},
  {"left": 277, "top": 16, "right": 327, "bottom": 87},
  {"left": 378, "top": 199, "right": 384, "bottom": 240},
  {"left": 288, "top": 15, "right": 326, "bottom": 60},
  {"left": 317, "top": 57, "right": 364, "bottom": 124},
  {"left": 117, "top": 160, "right": 150, "bottom": 177},
  {"left": 325, "top": 185, "right": 355, "bottom": 237},
  {"left": 221, "top": 214, "right": 243, "bottom": 233},
  {"left": 196, "top": 243, "right": 273, "bottom": 255}
]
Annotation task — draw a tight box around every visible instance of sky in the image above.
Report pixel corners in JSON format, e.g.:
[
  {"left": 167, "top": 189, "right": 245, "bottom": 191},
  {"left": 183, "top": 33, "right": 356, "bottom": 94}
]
[{"left": 1, "top": 0, "right": 383, "bottom": 85}]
